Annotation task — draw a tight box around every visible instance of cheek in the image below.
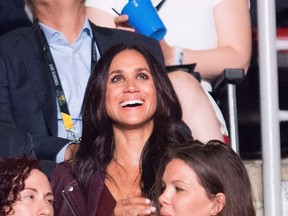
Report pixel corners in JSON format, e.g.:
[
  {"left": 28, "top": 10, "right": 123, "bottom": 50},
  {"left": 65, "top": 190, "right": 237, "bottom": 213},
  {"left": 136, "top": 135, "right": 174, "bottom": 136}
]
[
  {"left": 105, "top": 88, "right": 117, "bottom": 111},
  {"left": 105, "top": 98, "right": 116, "bottom": 119},
  {"left": 11, "top": 203, "right": 33, "bottom": 216},
  {"left": 105, "top": 87, "right": 113, "bottom": 103},
  {"left": 147, "top": 85, "right": 157, "bottom": 106},
  {"left": 172, "top": 195, "right": 213, "bottom": 216},
  {"left": 172, "top": 195, "right": 193, "bottom": 213}
]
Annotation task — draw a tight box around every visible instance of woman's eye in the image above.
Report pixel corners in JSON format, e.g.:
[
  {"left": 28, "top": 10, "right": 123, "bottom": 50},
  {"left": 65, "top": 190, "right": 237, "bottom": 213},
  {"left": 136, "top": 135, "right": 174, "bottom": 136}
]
[
  {"left": 24, "top": 195, "right": 34, "bottom": 200},
  {"left": 47, "top": 199, "right": 54, "bottom": 205},
  {"left": 111, "top": 75, "right": 123, "bottom": 83},
  {"left": 137, "top": 73, "right": 149, "bottom": 80},
  {"left": 175, "top": 186, "right": 184, "bottom": 192}
]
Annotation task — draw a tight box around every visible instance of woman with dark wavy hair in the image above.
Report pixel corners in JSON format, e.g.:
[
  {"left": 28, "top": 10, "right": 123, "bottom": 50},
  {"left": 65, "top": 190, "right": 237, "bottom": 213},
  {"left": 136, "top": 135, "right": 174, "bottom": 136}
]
[
  {"left": 153, "top": 140, "right": 255, "bottom": 216},
  {"left": 51, "top": 43, "right": 192, "bottom": 216},
  {"left": 0, "top": 156, "right": 54, "bottom": 216}
]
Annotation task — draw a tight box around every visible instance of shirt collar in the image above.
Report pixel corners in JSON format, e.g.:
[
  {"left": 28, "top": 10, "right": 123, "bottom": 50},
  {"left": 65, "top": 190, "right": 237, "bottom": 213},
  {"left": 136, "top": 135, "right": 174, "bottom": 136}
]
[{"left": 38, "top": 17, "right": 93, "bottom": 44}]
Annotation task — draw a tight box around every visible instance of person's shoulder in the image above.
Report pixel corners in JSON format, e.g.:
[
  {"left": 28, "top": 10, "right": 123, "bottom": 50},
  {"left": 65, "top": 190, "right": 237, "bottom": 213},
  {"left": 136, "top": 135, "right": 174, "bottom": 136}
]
[
  {"left": 0, "top": 25, "right": 35, "bottom": 45},
  {"left": 0, "top": 25, "right": 34, "bottom": 38},
  {"left": 89, "top": 21, "right": 164, "bottom": 64},
  {"left": 50, "top": 161, "right": 79, "bottom": 195},
  {"left": 53, "top": 160, "right": 73, "bottom": 177},
  {"left": 89, "top": 21, "right": 158, "bottom": 44},
  {"left": 51, "top": 161, "right": 75, "bottom": 184}
]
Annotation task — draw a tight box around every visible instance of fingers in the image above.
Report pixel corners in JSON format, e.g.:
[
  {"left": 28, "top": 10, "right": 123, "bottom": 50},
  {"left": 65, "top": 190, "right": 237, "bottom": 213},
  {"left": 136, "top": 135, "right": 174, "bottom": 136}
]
[
  {"left": 131, "top": 188, "right": 142, "bottom": 197},
  {"left": 114, "top": 15, "right": 135, "bottom": 32},
  {"left": 123, "top": 207, "right": 156, "bottom": 216},
  {"left": 114, "top": 14, "right": 129, "bottom": 25},
  {"left": 122, "top": 196, "right": 150, "bottom": 206},
  {"left": 121, "top": 195, "right": 156, "bottom": 216}
]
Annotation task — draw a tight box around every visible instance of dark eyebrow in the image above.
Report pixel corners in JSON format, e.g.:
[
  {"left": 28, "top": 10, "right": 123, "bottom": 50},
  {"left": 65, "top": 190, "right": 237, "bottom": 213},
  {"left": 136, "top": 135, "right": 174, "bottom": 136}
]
[
  {"left": 172, "top": 180, "right": 189, "bottom": 184},
  {"left": 23, "top": 188, "right": 54, "bottom": 198},
  {"left": 137, "top": 68, "right": 151, "bottom": 73},
  {"left": 108, "top": 68, "right": 151, "bottom": 77},
  {"left": 44, "top": 192, "right": 54, "bottom": 199},
  {"left": 108, "top": 70, "right": 122, "bottom": 77},
  {"left": 23, "top": 187, "right": 37, "bottom": 192}
]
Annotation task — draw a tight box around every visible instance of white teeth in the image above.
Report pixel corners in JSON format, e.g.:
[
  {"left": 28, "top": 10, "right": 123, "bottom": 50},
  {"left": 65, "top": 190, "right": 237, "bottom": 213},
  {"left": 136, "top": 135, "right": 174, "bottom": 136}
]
[{"left": 120, "top": 99, "right": 144, "bottom": 107}]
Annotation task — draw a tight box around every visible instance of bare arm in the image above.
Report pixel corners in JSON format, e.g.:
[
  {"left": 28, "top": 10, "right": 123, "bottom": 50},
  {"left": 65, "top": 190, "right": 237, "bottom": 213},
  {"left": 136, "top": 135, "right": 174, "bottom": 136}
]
[
  {"left": 86, "top": 7, "right": 116, "bottom": 28},
  {"left": 162, "top": 0, "right": 252, "bottom": 79},
  {"left": 87, "top": 0, "right": 251, "bottom": 80},
  {"left": 168, "top": 71, "right": 224, "bottom": 142}
]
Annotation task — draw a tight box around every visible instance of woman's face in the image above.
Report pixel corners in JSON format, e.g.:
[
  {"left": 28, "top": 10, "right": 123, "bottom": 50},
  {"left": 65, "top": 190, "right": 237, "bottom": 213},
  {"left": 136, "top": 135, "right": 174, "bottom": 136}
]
[
  {"left": 10, "top": 169, "right": 54, "bottom": 216},
  {"left": 159, "top": 159, "right": 215, "bottom": 216},
  {"left": 105, "top": 49, "right": 157, "bottom": 129}
]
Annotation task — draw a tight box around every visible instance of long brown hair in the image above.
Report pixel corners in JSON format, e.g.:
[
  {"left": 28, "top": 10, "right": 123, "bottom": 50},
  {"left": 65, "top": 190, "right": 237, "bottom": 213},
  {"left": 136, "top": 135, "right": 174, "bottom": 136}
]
[
  {"left": 153, "top": 140, "right": 256, "bottom": 216},
  {"left": 72, "top": 43, "right": 192, "bottom": 198}
]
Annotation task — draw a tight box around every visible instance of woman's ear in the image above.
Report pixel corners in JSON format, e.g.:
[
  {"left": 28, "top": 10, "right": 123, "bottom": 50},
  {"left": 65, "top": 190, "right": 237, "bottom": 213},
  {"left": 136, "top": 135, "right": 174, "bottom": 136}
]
[{"left": 210, "top": 193, "right": 226, "bottom": 216}]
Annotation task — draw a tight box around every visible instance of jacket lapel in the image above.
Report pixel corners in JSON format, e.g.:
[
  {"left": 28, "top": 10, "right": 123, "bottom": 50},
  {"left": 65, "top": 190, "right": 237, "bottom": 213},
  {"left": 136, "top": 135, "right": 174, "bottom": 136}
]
[
  {"left": 18, "top": 23, "right": 57, "bottom": 135},
  {"left": 90, "top": 22, "right": 117, "bottom": 56},
  {"left": 87, "top": 173, "right": 105, "bottom": 216},
  {"left": 62, "top": 172, "right": 105, "bottom": 216}
]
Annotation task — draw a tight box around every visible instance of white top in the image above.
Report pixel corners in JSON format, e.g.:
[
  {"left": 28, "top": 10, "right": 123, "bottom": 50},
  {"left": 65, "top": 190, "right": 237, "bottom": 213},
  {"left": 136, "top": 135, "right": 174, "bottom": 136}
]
[
  {"left": 86, "top": 0, "right": 223, "bottom": 91},
  {"left": 86, "top": 0, "right": 223, "bottom": 51}
]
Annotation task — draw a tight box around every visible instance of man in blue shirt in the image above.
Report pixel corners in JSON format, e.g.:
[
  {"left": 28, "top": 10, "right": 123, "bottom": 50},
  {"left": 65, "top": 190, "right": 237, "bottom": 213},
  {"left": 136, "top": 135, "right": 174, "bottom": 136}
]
[{"left": 0, "top": 0, "right": 163, "bottom": 176}]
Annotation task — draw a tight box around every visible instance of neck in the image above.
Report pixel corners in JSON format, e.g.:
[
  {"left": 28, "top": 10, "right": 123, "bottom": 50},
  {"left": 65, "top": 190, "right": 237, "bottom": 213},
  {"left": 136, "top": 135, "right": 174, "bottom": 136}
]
[
  {"left": 112, "top": 122, "right": 154, "bottom": 166},
  {"left": 35, "top": 1, "right": 86, "bottom": 43}
]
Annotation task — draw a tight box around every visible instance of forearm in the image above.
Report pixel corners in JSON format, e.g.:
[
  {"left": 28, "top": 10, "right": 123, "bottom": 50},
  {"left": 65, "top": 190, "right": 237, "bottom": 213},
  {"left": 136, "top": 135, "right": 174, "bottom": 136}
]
[
  {"left": 86, "top": 7, "right": 116, "bottom": 28},
  {"left": 183, "top": 46, "right": 251, "bottom": 80}
]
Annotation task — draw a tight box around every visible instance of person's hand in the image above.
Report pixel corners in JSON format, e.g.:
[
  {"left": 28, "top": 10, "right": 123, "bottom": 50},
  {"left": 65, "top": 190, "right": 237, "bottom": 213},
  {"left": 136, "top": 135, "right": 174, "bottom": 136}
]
[
  {"left": 114, "top": 14, "right": 135, "bottom": 32},
  {"left": 64, "top": 143, "right": 79, "bottom": 161},
  {"left": 113, "top": 190, "right": 156, "bottom": 216}
]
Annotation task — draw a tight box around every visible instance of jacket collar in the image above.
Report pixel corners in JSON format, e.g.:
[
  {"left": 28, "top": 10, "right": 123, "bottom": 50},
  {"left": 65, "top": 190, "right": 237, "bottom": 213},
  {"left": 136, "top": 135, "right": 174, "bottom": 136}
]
[
  {"left": 61, "top": 170, "right": 105, "bottom": 216},
  {"left": 19, "top": 21, "right": 57, "bottom": 135}
]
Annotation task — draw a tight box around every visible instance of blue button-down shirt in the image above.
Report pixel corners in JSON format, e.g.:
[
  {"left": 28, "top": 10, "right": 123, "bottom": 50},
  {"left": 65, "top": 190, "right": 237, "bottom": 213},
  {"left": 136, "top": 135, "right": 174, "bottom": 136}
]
[{"left": 39, "top": 18, "right": 99, "bottom": 161}]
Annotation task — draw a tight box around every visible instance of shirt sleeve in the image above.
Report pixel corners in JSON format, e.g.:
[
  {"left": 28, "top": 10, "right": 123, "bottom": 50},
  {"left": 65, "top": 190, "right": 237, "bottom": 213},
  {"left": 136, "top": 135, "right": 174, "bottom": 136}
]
[
  {"left": 213, "top": 0, "right": 250, "bottom": 8},
  {"left": 213, "top": 0, "right": 223, "bottom": 6},
  {"left": 56, "top": 143, "right": 69, "bottom": 163}
]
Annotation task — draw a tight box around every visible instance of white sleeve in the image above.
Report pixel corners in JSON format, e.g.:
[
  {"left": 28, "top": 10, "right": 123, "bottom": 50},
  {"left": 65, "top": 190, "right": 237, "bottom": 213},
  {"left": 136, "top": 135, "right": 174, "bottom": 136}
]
[
  {"left": 56, "top": 141, "right": 76, "bottom": 163},
  {"left": 213, "top": 0, "right": 224, "bottom": 6},
  {"left": 56, "top": 143, "right": 69, "bottom": 163}
]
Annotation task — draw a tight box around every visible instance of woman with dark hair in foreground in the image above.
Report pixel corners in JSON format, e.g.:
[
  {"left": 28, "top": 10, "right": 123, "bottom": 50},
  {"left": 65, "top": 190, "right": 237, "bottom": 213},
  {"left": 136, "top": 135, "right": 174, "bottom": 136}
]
[
  {"left": 153, "top": 139, "right": 256, "bottom": 216},
  {"left": 51, "top": 43, "right": 192, "bottom": 216}
]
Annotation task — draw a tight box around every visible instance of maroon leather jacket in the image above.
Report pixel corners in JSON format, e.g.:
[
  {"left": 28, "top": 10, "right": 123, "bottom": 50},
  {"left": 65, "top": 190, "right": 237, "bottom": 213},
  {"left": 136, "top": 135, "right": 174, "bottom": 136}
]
[{"left": 51, "top": 161, "right": 105, "bottom": 216}]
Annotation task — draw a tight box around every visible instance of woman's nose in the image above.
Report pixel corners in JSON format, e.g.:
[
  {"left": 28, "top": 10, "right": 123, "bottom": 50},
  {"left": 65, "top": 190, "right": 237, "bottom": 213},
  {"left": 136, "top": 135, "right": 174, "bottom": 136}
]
[
  {"left": 159, "top": 189, "right": 169, "bottom": 206},
  {"left": 38, "top": 201, "right": 53, "bottom": 216},
  {"left": 124, "top": 79, "right": 139, "bottom": 93}
]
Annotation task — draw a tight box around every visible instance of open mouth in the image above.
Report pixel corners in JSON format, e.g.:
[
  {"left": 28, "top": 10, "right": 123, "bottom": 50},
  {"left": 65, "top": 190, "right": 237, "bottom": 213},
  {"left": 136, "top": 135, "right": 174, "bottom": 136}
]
[{"left": 120, "top": 99, "right": 144, "bottom": 107}]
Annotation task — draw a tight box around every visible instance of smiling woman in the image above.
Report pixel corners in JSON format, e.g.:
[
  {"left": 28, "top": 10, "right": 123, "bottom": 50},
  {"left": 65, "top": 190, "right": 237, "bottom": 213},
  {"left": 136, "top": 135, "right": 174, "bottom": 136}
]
[
  {"left": 106, "top": 49, "right": 157, "bottom": 128},
  {"left": 0, "top": 156, "right": 54, "bottom": 216},
  {"left": 51, "top": 43, "right": 193, "bottom": 216}
]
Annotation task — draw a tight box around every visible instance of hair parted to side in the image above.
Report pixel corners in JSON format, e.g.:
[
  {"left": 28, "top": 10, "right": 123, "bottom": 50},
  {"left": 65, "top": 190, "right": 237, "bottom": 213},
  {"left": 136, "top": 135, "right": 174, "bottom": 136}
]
[
  {"left": 153, "top": 140, "right": 256, "bottom": 216},
  {"left": 72, "top": 43, "right": 192, "bottom": 199},
  {"left": 0, "top": 156, "right": 40, "bottom": 216}
]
